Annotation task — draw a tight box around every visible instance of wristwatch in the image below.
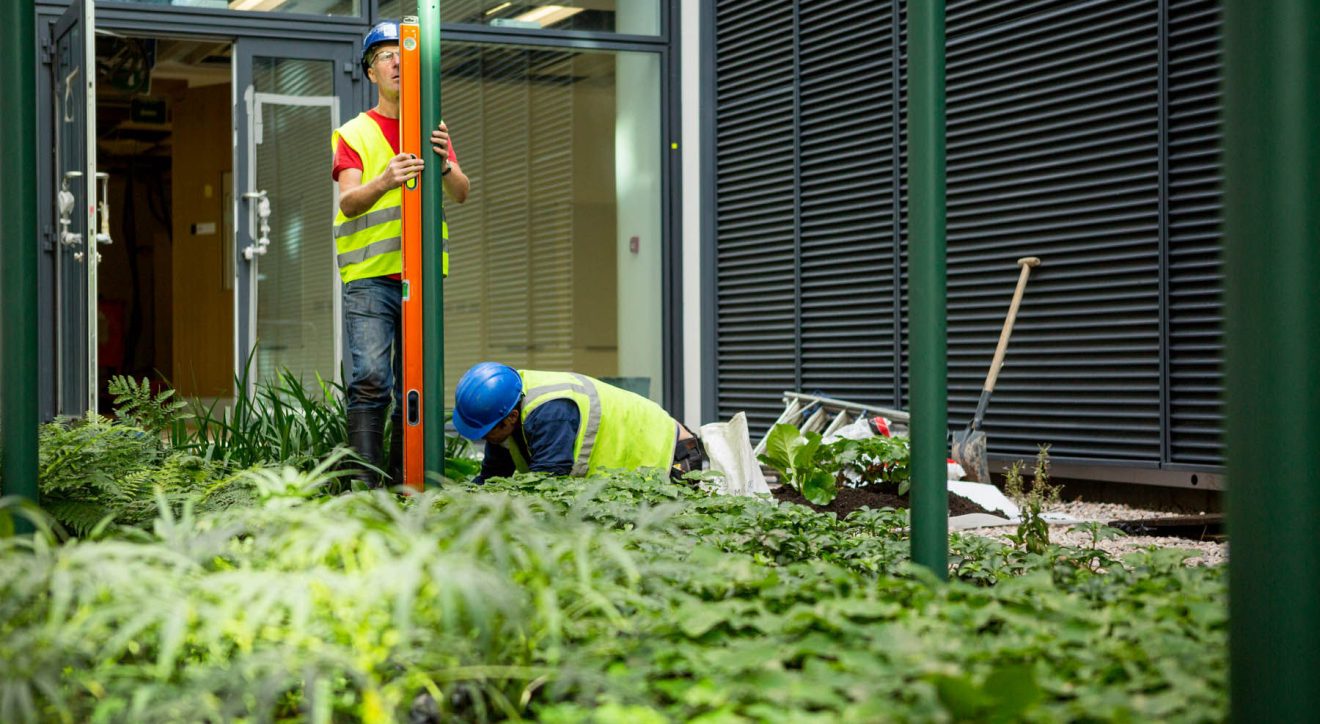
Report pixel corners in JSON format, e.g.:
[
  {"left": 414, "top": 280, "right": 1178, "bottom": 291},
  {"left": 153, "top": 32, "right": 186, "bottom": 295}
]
[{"left": 441, "top": 162, "right": 453, "bottom": 177}]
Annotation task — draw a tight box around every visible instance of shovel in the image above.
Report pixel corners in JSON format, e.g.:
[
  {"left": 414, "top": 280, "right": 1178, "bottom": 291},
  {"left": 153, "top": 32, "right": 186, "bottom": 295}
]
[{"left": 951, "top": 256, "right": 1041, "bottom": 483}]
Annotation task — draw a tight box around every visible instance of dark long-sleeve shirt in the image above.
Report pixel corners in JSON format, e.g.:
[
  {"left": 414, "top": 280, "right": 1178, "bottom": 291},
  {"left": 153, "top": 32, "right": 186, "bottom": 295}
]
[{"left": 473, "top": 398, "right": 581, "bottom": 484}]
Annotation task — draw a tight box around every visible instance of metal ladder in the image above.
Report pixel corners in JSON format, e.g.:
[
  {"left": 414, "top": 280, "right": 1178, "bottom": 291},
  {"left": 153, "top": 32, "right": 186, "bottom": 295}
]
[{"left": 752, "top": 391, "right": 911, "bottom": 457}]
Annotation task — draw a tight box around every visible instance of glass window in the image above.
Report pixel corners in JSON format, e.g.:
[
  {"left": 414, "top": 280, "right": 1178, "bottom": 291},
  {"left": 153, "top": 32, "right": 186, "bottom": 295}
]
[
  {"left": 249, "top": 58, "right": 340, "bottom": 387},
  {"left": 439, "top": 43, "right": 665, "bottom": 403},
  {"left": 100, "top": 0, "right": 361, "bottom": 18},
  {"left": 379, "top": 0, "right": 660, "bottom": 35}
]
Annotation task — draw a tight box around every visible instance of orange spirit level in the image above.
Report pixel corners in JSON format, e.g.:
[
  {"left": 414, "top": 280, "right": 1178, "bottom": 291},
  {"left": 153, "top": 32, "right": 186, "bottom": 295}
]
[{"left": 399, "top": 17, "right": 424, "bottom": 492}]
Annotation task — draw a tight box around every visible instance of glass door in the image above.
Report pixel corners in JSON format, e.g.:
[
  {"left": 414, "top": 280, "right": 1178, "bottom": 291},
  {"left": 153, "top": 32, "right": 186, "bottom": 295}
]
[
  {"left": 48, "top": 0, "right": 99, "bottom": 415},
  {"left": 233, "top": 39, "right": 359, "bottom": 393}
]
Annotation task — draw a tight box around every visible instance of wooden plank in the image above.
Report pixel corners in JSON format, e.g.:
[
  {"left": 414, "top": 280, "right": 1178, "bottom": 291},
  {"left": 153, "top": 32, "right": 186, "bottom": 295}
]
[{"left": 1108, "top": 514, "right": 1226, "bottom": 541}]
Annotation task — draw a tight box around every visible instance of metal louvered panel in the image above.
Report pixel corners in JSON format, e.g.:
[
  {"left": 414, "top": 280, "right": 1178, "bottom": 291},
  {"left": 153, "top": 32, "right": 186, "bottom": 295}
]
[
  {"left": 946, "top": 0, "right": 1077, "bottom": 37},
  {"left": 1166, "top": 0, "right": 1224, "bottom": 465},
  {"left": 944, "top": 0, "right": 1162, "bottom": 461},
  {"left": 797, "top": 0, "right": 900, "bottom": 406},
  {"left": 711, "top": 0, "right": 1227, "bottom": 474},
  {"left": 714, "top": 0, "right": 796, "bottom": 433},
  {"left": 897, "top": 3, "right": 911, "bottom": 410}
]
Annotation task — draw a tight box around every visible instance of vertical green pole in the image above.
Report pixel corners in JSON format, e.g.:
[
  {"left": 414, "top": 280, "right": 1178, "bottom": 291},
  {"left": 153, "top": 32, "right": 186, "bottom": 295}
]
[
  {"left": 1, "top": 0, "right": 41, "bottom": 530},
  {"left": 907, "top": 0, "right": 948, "bottom": 578},
  {"left": 1223, "top": 2, "right": 1320, "bottom": 720},
  {"left": 419, "top": 0, "right": 445, "bottom": 482}
]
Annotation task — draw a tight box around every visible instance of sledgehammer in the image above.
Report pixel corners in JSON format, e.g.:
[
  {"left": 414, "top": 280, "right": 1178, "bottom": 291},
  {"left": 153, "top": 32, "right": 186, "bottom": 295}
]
[{"left": 951, "top": 256, "right": 1041, "bottom": 483}]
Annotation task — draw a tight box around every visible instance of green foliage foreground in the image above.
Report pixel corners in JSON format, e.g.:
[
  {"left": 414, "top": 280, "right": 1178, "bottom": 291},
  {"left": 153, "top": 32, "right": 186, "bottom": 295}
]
[{"left": 1, "top": 472, "right": 1225, "bottom": 723}]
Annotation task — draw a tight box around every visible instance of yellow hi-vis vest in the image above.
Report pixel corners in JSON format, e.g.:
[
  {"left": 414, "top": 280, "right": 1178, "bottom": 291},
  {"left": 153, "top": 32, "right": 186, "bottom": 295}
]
[
  {"left": 504, "top": 370, "right": 677, "bottom": 476},
  {"left": 332, "top": 112, "right": 402, "bottom": 283}
]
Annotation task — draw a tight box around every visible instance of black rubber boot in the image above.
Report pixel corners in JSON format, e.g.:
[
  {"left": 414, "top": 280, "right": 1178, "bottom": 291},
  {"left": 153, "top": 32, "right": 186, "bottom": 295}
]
[
  {"left": 347, "top": 408, "right": 386, "bottom": 489},
  {"left": 386, "top": 416, "right": 403, "bottom": 488}
]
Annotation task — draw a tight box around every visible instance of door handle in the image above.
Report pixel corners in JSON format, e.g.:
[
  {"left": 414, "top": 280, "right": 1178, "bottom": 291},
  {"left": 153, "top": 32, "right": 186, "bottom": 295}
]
[
  {"left": 57, "top": 171, "right": 84, "bottom": 262},
  {"left": 95, "top": 172, "right": 112, "bottom": 247},
  {"left": 242, "top": 189, "right": 271, "bottom": 260}
]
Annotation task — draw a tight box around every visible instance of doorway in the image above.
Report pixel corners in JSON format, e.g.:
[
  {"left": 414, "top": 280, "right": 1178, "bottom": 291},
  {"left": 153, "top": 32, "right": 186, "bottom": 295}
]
[{"left": 95, "top": 35, "right": 235, "bottom": 411}]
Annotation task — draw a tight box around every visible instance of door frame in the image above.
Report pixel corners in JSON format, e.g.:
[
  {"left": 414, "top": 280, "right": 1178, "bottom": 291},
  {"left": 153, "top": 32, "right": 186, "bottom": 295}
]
[
  {"left": 232, "top": 37, "right": 360, "bottom": 397},
  {"left": 35, "top": 0, "right": 97, "bottom": 419},
  {"left": 33, "top": 3, "right": 367, "bottom": 419}
]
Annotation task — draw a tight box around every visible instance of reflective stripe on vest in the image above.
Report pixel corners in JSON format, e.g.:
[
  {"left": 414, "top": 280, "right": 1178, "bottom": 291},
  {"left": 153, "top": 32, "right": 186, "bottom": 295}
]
[
  {"left": 334, "top": 206, "right": 402, "bottom": 240},
  {"left": 523, "top": 373, "right": 602, "bottom": 475},
  {"left": 506, "top": 370, "right": 676, "bottom": 477},
  {"left": 337, "top": 235, "right": 401, "bottom": 268},
  {"left": 331, "top": 112, "right": 402, "bottom": 282}
]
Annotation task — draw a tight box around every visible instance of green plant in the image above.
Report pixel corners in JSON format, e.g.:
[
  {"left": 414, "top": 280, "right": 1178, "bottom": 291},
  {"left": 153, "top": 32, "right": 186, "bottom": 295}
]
[
  {"left": 36, "top": 412, "right": 235, "bottom": 537},
  {"left": 1003, "top": 445, "right": 1062, "bottom": 554},
  {"left": 816, "top": 434, "right": 912, "bottom": 494},
  {"left": 175, "top": 356, "right": 477, "bottom": 485},
  {"left": 177, "top": 367, "right": 350, "bottom": 472},
  {"left": 37, "top": 415, "right": 161, "bottom": 536},
  {"left": 1062, "top": 520, "right": 1126, "bottom": 573},
  {"left": 107, "top": 375, "right": 188, "bottom": 437},
  {"left": 2, "top": 468, "right": 1227, "bottom": 723},
  {"left": 1077, "top": 520, "right": 1124, "bottom": 549},
  {"left": 758, "top": 423, "right": 837, "bottom": 505},
  {"left": 442, "top": 426, "right": 481, "bottom": 482}
]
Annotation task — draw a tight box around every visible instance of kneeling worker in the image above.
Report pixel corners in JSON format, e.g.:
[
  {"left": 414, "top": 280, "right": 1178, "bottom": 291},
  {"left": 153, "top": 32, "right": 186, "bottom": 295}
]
[{"left": 452, "top": 362, "right": 705, "bottom": 485}]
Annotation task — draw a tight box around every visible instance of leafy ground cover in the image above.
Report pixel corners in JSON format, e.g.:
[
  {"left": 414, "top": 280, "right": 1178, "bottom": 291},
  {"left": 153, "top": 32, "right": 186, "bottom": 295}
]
[
  {"left": 3, "top": 376, "right": 1226, "bottom": 721},
  {"left": 772, "top": 482, "right": 996, "bottom": 518},
  {"left": 2, "top": 466, "right": 1227, "bottom": 722}
]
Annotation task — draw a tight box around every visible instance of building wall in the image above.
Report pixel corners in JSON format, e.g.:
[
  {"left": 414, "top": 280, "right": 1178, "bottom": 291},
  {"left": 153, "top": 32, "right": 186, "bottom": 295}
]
[
  {"left": 30, "top": 0, "right": 687, "bottom": 424},
  {"left": 171, "top": 82, "right": 234, "bottom": 399},
  {"left": 680, "top": 0, "right": 703, "bottom": 428},
  {"left": 699, "top": 0, "right": 1226, "bottom": 484}
]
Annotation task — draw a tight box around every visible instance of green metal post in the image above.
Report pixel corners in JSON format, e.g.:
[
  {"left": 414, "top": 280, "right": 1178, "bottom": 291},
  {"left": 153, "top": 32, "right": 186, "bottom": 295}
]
[
  {"left": 419, "top": 0, "right": 446, "bottom": 483},
  {"left": 906, "top": 0, "right": 948, "bottom": 577},
  {"left": 1223, "top": 2, "right": 1320, "bottom": 720},
  {"left": 1, "top": 0, "right": 41, "bottom": 530}
]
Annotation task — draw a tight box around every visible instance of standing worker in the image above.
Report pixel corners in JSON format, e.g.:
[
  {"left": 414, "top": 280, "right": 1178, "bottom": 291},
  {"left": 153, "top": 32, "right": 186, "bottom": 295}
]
[
  {"left": 333, "top": 20, "right": 470, "bottom": 487},
  {"left": 452, "top": 362, "right": 707, "bottom": 485}
]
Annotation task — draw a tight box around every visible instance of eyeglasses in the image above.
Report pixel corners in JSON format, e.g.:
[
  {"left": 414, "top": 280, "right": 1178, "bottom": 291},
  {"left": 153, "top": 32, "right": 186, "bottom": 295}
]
[{"left": 371, "top": 49, "right": 400, "bottom": 66}]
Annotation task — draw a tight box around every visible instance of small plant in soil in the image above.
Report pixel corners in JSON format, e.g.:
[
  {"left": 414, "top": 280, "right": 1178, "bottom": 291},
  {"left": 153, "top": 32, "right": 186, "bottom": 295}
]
[
  {"left": 758, "top": 423, "right": 837, "bottom": 505},
  {"left": 815, "top": 434, "right": 912, "bottom": 493},
  {"left": 1067, "top": 520, "right": 1126, "bottom": 572},
  {"left": 769, "top": 433, "right": 1001, "bottom": 519},
  {"left": 1003, "top": 444, "right": 1061, "bottom": 554}
]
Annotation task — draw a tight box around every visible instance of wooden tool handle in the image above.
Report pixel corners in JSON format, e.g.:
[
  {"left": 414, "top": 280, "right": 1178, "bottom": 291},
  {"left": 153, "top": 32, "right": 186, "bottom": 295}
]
[{"left": 982, "top": 257, "right": 1041, "bottom": 393}]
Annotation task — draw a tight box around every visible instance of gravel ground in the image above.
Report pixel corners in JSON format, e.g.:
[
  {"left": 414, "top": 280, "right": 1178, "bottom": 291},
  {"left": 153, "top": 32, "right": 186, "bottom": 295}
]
[{"left": 967, "top": 499, "right": 1227, "bottom": 567}]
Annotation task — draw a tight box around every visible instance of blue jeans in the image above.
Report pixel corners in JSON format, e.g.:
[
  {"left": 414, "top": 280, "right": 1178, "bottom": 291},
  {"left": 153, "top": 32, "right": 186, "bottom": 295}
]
[{"left": 343, "top": 277, "right": 402, "bottom": 415}]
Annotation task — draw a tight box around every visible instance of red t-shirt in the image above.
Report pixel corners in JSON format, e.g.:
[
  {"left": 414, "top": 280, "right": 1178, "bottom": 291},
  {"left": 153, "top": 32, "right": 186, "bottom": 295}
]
[
  {"left": 332, "top": 110, "right": 458, "bottom": 280},
  {"left": 332, "top": 109, "right": 457, "bottom": 181}
]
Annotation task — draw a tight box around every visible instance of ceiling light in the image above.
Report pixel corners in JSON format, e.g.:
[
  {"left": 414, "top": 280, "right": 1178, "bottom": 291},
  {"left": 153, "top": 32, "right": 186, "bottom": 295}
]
[
  {"left": 485, "top": 2, "right": 512, "bottom": 15},
  {"left": 512, "top": 5, "right": 585, "bottom": 27},
  {"left": 229, "top": 0, "right": 288, "bottom": 11}
]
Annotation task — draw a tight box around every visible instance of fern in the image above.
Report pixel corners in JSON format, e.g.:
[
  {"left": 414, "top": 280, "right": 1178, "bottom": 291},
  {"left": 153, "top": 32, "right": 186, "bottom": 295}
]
[
  {"left": 107, "top": 375, "right": 187, "bottom": 437},
  {"left": 37, "top": 414, "right": 234, "bottom": 536},
  {"left": 38, "top": 416, "right": 160, "bottom": 536}
]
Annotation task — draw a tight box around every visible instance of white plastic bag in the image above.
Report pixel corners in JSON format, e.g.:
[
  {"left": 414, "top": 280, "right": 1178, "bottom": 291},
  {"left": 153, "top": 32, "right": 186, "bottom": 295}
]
[
  {"left": 822, "top": 415, "right": 893, "bottom": 444},
  {"left": 822, "top": 417, "right": 873, "bottom": 444},
  {"left": 947, "top": 459, "right": 967, "bottom": 481},
  {"left": 698, "top": 412, "right": 771, "bottom": 496}
]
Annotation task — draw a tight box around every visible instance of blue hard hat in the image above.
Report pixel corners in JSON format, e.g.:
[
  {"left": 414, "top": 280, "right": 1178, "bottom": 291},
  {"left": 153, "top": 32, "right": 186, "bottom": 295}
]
[
  {"left": 452, "top": 362, "right": 524, "bottom": 440},
  {"left": 361, "top": 21, "right": 400, "bottom": 70}
]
